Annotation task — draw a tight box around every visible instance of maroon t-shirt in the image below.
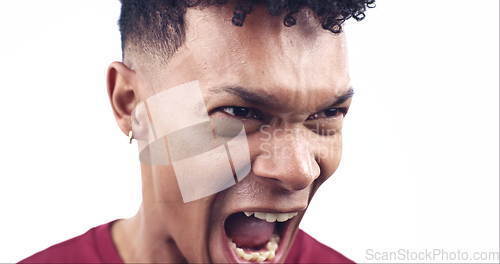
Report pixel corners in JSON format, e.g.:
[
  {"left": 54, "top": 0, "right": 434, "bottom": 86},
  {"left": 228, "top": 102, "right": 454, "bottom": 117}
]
[{"left": 20, "top": 221, "right": 354, "bottom": 263}]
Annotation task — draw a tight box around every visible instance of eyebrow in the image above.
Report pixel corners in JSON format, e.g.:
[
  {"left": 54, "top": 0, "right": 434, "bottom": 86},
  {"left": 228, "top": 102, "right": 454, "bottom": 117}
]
[
  {"left": 330, "top": 88, "right": 354, "bottom": 107},
  {"left": 210, "top": 86, "right": 354, "bottom": 110}
]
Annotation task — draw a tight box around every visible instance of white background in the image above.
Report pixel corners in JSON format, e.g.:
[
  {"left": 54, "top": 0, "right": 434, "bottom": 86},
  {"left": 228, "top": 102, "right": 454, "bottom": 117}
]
[{"left": 0, "top": 0, "right": 498, "bottom": 263}]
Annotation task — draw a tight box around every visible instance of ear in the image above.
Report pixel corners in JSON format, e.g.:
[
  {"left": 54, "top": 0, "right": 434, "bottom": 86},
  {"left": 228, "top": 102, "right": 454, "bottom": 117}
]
[{"left": 107, "top": 61, "right": 137, "bottom": 136}]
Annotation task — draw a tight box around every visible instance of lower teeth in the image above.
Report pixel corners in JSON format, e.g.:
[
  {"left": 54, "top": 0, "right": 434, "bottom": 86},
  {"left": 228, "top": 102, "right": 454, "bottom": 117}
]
[{"left": 230, "top": 234, "right": 280, "bottom": 262}]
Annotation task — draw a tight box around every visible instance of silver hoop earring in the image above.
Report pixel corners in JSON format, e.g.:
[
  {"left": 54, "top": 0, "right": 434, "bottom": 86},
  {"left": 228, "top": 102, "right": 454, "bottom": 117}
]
[{"left": 128, "top": 130, "right": 134, "bottom": 144}]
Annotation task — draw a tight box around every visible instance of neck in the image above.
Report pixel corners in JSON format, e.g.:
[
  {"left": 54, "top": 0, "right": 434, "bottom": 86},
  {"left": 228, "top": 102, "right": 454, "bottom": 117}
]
[{"left": 111, "top": 204, "right": 187, "bottom": 263}]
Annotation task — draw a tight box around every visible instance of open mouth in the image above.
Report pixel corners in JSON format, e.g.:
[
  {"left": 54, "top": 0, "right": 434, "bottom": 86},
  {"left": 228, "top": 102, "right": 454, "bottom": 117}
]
[{"left": 223, "top": 211, "right": 299, "bottom": 263}]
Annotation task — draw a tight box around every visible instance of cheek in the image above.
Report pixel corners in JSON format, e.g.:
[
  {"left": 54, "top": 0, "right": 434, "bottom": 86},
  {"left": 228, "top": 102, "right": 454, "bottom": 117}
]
[
  {"left": 316, "top": 133, "right": 343, "bottom": 181},
  {"left": 145, "top": 165, "right": 184, "bottom": 203},
  {"left": 307, "top": 136, "right": 342, "bottom": 200}
]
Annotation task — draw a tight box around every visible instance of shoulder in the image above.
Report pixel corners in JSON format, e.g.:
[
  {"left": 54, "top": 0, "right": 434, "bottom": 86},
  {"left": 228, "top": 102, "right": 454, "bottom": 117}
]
[
  {"left": 285, "top": 229, "right": 355, "bottom": 264},
  {"left": 19, "top": 221, "right": 122, "bottom": 264}
]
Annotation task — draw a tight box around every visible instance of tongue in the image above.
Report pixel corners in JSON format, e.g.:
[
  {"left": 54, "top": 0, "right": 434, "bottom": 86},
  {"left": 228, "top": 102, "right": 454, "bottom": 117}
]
[{"left": 225, "top": 213, "right": 275, "bottom": 249}]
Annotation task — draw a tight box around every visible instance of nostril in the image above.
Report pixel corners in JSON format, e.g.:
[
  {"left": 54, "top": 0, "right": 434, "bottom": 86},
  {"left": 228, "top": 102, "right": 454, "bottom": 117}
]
[
  {"left": 252, "top": 152, "right": 319, "bottom": 192},
  {"left": 283, "top": 175, "right": 314, "bottom": 192}
]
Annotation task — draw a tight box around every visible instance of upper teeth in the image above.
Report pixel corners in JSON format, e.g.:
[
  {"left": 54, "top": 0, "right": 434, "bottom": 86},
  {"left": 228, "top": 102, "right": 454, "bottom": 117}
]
[{"left": 243, "top": 211, "right": 298, "bottom": 222}]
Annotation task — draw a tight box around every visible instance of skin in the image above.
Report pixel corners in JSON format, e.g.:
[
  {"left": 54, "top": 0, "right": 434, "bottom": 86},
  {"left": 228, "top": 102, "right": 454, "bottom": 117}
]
[{"left": 107, "top": 3, "right": 351, "bottom": 263}]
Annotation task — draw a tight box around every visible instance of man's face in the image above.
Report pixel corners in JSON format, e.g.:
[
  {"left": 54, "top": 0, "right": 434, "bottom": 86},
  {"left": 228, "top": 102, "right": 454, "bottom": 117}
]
[{"left": 132, "top": 4, "right": 351, "bottom": 263}]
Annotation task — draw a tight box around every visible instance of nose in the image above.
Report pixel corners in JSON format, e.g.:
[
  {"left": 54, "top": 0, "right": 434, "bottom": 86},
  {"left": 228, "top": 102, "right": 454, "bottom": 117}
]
[{"left": 252, "top": 127, "right": 320, "bottom": 192}]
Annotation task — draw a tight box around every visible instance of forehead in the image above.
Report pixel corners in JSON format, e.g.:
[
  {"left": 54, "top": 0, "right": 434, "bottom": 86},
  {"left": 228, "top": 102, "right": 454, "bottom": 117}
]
[{"left": 139, "top": 4, "right": 350, "bottom": 107}]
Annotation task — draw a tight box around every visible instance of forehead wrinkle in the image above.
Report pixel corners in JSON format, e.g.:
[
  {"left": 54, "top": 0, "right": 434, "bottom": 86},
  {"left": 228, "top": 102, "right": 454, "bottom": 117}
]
[{"left": 210, "top": 86, "right": 283, "bottom": 110}]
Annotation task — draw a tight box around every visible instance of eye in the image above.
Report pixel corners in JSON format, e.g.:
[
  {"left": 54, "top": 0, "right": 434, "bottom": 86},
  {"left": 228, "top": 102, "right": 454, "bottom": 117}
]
[
  {"left": 306, "top": 107, "right": 347, "bottom": 121},
  {"left": 216, "top": 106, "right": 264, "bottom": 121}
]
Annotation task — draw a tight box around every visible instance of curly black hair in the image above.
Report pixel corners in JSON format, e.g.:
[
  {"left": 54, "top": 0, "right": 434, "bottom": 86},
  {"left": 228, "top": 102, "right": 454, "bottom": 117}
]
[{"left": 119, "top": 0, "right": 375, "bottom": 61}]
